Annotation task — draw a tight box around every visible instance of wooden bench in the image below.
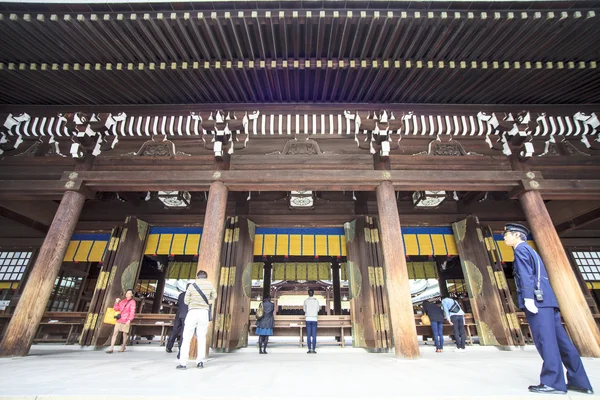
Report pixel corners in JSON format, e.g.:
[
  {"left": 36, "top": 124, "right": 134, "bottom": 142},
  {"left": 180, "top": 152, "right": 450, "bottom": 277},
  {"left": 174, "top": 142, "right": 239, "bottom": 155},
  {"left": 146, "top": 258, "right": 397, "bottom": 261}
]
[
  {"left": 250, "top": 315, "right": 352, "bottom": 347},
  {"left": 128, "top": 313, "right": 175, "bottom": 346},
  {"left": 414, "top": 313, "right": 476, "bottom": 345},
  {"left": 0, "top": 312, "right": 87, "bottom": 344}
]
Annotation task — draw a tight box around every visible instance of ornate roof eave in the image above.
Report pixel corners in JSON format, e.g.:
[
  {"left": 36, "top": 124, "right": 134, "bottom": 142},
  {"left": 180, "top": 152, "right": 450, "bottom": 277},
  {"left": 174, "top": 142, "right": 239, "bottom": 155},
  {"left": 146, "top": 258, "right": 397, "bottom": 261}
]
[
  {"left": 2, "top": 110, "right": 599, "bottom": 138},
  {"left": 1, "top": 109, "right": 599, "bottom": 158}
]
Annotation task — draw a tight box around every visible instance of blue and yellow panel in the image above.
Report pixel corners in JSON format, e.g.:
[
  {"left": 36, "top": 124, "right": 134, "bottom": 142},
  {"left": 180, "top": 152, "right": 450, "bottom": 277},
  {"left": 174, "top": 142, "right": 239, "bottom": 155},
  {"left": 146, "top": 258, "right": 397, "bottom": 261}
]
[
  {"left": 144, "top": 227, "right": 203, "bottom": 255},
  {"left": 400, "top": 228, "right": 459, "bottom": 256},
  {"left": 63, "top": 233, "right": 111, "bottom": 262},
  {"left": 492, "top": 234, "right": 536, "bottom": 262},
  {"left": 254, "top": 228, "right": 347, "bottom": 257},
  {"left": 586, "top": 282, "right": 600, "bottom": 290},
  {"left": 253, "top": 227, "right": 460, "bottom": 257}
]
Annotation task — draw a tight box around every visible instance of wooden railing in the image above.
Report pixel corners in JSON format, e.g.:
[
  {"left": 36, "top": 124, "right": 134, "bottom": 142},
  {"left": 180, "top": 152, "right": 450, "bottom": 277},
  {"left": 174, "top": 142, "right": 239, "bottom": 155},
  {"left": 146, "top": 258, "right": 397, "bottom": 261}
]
[
  {"left": 249, "top": 315, "right": 352, "bottom": 347},
  {"left": 0, "top": 312, "right": 87, "bottom": 344},
  {"left": 128, "top": 314, "right": 174, "bottom": 346},
  {"left": 2, "top": 311, "right": 599, "bottom": 347}
]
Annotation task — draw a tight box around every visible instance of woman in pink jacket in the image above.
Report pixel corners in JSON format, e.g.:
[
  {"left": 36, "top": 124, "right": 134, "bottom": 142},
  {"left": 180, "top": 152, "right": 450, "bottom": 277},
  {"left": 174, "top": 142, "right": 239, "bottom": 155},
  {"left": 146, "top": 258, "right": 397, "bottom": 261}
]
[{"left": 106, "top": 289, "right": 136, "bottom": 353}]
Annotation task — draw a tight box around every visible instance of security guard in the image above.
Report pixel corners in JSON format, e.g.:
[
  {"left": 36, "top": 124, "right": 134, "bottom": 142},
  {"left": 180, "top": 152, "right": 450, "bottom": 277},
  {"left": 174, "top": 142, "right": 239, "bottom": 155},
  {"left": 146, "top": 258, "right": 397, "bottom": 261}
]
[{"left": 504, "top": 223, "right": 593, "bottom": 395}]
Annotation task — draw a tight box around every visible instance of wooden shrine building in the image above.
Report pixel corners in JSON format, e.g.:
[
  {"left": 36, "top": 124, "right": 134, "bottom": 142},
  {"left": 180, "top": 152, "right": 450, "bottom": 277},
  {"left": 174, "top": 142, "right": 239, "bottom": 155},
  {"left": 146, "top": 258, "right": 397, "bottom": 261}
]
[{"left": 0, "top": 0, "right": 600, "bottom": 359}]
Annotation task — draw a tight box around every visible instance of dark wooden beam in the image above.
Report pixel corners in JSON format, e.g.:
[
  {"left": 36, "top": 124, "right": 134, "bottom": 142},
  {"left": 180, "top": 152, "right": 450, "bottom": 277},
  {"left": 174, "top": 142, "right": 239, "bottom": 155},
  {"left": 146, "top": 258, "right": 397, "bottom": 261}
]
[
  {"left": 546, "top": 200, "right": 600, "bottom": 226},
  {"left": 117, "top": 192, "right": 142, "bottom": 207},
  {"left": 0, "top": 200, "right": 58, "bottom": 226},
  {"left": 561, "top": 238, "right": 600, "bottom": 247},
  {"left": 67, "top": 169, "right": 527, "bottom": 192},
  {"left": 512, "top": 179, "right": 600, "bottom": 200},
  {"left": 0, "top": 180, "right": 86, "bottom": 200},
  {"left": 460, "top": 191, "right": 487, "bottom": 207},
  {"left": 0, "top": 206, "right": 49, "bottom": 235},
  {"left": 0, "top": 238, "right": 44, "bottom": 247},
  {"left": 555, "top": 207, "right": 600, "bottom": 234}
]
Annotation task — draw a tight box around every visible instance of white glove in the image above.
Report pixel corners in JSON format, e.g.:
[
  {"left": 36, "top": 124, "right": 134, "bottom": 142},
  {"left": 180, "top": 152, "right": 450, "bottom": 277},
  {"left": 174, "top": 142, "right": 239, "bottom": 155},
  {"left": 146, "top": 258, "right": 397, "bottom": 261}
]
[{"left": 524, "top": 298, "right": 538, "bottom": 314}]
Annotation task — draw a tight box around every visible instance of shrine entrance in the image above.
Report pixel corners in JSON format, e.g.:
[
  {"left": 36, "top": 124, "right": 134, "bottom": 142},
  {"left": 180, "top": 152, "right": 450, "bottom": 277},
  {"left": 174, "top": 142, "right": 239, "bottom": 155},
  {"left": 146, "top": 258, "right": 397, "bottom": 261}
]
[
  {"left": 246, "top": 226, "right": 351, "bottom": 348},
  {"left": 249, "top": 256, "right": 350, "bottom": 348}
]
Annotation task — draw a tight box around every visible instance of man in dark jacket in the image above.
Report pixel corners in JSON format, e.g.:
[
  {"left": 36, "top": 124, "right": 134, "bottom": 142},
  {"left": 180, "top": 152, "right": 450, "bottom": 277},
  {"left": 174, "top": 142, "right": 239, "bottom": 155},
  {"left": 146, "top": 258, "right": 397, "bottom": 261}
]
[
  {"left": 166, "top": 283, "right": 190, "bottom": 358},
  {"left": 422, "top": 300, "right": 445, "bottom": 352},
  {"left": 504, "top": 223, "right": 593, "bottom": 395}
]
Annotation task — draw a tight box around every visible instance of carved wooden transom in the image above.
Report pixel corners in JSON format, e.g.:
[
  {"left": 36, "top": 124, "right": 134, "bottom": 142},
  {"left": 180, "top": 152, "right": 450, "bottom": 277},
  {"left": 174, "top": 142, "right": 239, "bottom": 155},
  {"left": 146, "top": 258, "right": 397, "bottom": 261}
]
[{"left": 282, "top": 139, "right": 323, "bottom": 155}]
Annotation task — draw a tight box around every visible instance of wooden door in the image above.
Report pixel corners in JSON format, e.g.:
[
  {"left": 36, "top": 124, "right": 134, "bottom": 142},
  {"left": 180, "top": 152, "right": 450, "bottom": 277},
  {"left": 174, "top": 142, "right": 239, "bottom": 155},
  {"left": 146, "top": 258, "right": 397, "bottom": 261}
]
[
  {"left": 344, "top": 216, "right": 391, "bottom": 350},
  {"left": 452, "top": 216, "right": 514, "bottom": 346},
  {"left": 212, "top": 216, "right": 255, "bottom": 350},
  {"left": 79, "top": 216, "right": 149, "bottom": 347}
]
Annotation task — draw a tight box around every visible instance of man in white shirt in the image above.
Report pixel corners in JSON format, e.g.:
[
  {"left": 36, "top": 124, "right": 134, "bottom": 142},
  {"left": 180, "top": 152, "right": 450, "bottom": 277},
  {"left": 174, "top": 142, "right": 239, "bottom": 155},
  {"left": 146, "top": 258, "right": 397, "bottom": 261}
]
[
  {"left": 176, "top": 270, "right": 217, "bottom": 370},
  {"left": 303, "top": 289, "right": 320, "bottom": 354}
]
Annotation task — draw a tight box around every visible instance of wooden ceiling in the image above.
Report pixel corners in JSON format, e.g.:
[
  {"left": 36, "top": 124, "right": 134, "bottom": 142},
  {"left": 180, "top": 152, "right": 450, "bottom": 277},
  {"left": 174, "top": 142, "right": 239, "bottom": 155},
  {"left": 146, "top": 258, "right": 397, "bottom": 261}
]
[{"left": 1, "top": 1, "right": 600, "bottom": 105}]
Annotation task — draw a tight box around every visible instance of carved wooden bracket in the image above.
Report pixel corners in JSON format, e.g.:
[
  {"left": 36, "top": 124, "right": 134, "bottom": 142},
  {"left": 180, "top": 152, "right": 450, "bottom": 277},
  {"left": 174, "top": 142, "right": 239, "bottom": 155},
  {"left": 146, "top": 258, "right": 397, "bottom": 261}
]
[
  {"left": 413, "top": 135, "right": 482, "bottom": 156},
  {"left": 127, "top": 135, "right": 184, "bottom": 157},
  {"left": 344, "top": 110, "right": 406, "bottom": 157},
  {"left": 266, "top": 139, "right": 324, "bottom": 155}
]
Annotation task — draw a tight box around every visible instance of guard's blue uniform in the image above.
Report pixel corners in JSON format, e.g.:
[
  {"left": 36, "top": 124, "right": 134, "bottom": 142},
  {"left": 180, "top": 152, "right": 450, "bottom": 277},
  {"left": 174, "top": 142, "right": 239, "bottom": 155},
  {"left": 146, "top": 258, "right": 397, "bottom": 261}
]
[{"left": 513, "top": 241, "right": 591, "bottom": 391}]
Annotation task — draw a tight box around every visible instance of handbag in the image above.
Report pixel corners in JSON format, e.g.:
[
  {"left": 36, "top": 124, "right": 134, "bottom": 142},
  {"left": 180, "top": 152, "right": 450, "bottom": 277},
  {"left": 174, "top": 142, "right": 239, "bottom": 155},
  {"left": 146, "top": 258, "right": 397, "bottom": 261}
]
[
  {"left": 448, "top": 300, "right": 461, "bottom": 313},
  {"left": 421, "top": 314, "right": 431, "bottom": 326},
  {"left": 256, "top": 301, "right": 264, "bottom": 320},
  {"left": 103, "top": 308, "right": 118, "bottom": 325},
  {"left": 193, "top": 283, "right": 213, "bottom": 322},
  {"left": 103, "top": 299, "right": 132, "bottom": 325}
]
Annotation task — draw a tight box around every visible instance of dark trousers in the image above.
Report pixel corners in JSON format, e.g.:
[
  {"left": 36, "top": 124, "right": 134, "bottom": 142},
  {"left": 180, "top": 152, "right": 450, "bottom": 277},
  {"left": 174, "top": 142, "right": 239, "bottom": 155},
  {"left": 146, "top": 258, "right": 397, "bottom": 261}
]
[
  {"left": 166, "top": 317, "right": 185, "bottom": 351},
  {"left": 306, "top": 321, "right": 317, "bottom": 350},
  {"left": 526, "top": 308, "right": 591, "bottom": 391},
  {"left": 450, "top": 315, "right": 466, "bottom": 349},
  {"left": 431, "top": 321, "right": 444, "bottom": 349}
]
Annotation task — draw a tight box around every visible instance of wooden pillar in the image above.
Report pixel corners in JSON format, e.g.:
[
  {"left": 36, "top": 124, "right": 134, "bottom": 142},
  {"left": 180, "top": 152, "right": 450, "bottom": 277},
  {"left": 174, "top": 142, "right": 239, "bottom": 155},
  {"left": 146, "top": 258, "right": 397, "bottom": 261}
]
[
  {"left": 376, "top": 181, "right": 419, "bottom": 358},
  {"left": 197, "top": 181, "right": 228, "bottom": 284},
  {"left": 262, "top": 262, "right": 272, "bottom": 300},
  {"left": 519, "top": 190, "right": 600, "bottom": 357},
  {"left": 332, "top": 262, "right": 342, "bottom": 315},
  {"left": 0, "top": 190, "right": 86, "bottom": 357},
  {"left": 152, "top": 268, "right": 166, "bottom": 314},
  {"left": 196, "top": 180, "right": 228, "bottom": 358}
]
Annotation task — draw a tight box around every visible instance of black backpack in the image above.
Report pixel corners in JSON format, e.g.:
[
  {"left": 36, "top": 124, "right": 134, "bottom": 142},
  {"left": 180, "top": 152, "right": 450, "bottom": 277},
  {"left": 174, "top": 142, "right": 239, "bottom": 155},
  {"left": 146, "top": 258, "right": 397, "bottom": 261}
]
[{"left": 449, "top": 300, "right": 461, "bottom": 313}]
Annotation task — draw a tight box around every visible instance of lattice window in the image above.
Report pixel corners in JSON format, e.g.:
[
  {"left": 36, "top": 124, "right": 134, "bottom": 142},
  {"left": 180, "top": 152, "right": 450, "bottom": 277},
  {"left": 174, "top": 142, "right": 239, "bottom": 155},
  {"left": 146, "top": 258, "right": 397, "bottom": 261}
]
[
  {"left": 0, "top": 251, "right": 31, "bottom": 282},
  {"left": 446, "top": 279, "right": 468, "bottom": 296},
  {"left": 48, "top": 275, "right": 83, "bottom": 312},
  {"left": 136, "top": 279, "right": 157, "bottom": 295},
  {"left": 572, "top": 251, "right": 600, "bottom": 281}
]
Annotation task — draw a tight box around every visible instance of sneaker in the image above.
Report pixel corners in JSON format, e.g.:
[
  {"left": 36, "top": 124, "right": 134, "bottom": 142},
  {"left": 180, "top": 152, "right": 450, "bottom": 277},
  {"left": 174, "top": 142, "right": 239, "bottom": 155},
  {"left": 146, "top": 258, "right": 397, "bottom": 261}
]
[
  {"left": 455, "top": 348, "right": 466, "bottom": 353},
  {"left": 312, "top": 350, "right": 317, "bottom": 354},
  {"left": 197, "top": 362, "right": 203, "bottom": 369},
  {"left": 176, "top": 365, "right": 186, "bottom": 370},
  {"left": 166, "top": 348, "right": 173, "bottom": 353}
]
